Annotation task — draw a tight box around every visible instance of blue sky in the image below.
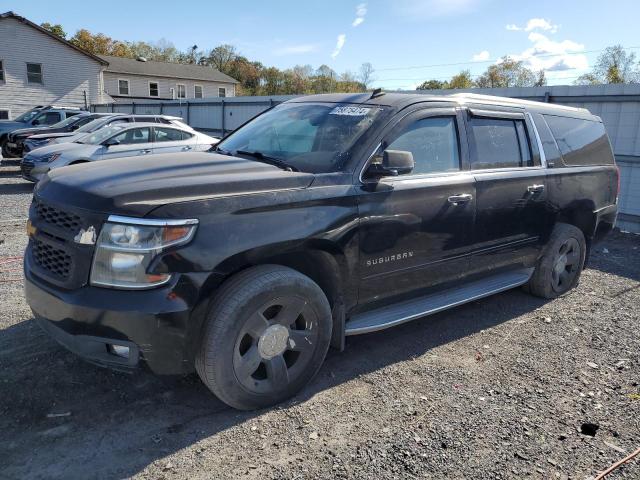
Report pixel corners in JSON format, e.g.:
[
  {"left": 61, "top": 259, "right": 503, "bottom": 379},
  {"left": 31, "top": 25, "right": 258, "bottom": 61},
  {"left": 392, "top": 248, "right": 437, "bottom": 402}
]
[{"left": 7, "top": 0, "right": 640, "bottom": 89}]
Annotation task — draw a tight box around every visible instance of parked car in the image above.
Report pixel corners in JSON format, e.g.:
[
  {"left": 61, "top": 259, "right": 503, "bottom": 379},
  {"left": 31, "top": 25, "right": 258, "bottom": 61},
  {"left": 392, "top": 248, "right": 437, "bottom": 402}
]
[
  {"left": 21, "top": 122, "right": 218, "bottom": 181},
  {"left": 25, "top": 92, "right": 618, "bottom": 410},
  {"left": 23, "top": 114, "right": 189, "bottom": 153},
  {"left": 0, "top": 106, "right": 83, "bottom": 153},
  {"left": 2, "top": 113, "right": 109, "bottom": 158}
]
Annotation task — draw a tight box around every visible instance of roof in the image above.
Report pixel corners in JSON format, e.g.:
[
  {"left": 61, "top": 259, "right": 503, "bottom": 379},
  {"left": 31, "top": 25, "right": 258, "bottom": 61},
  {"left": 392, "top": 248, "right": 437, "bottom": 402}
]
[
  {"left": 289, "top": 92, "right": 593, "bottom": 118},
  {"left": 0, "top": 11, "right": 108, "bottom": 65},
  {"left": 99, "top": 55, "right": 239, "bottom": 84}
]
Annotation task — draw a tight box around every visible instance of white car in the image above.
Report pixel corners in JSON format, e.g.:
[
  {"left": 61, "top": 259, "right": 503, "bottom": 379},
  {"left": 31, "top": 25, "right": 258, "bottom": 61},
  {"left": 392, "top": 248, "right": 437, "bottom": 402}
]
[{"left": 21, "top": 123, "right": 219, "bottom": 182}]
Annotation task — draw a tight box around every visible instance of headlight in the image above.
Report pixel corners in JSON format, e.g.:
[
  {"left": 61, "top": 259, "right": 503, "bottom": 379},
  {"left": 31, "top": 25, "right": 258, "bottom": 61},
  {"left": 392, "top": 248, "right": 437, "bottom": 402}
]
[{"left": 90, "top": 215, "right": 198, "bottom": 289}]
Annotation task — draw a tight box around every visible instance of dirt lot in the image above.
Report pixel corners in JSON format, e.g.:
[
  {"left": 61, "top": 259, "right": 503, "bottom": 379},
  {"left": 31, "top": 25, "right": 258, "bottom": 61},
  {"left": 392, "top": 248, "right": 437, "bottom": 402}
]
[{"left": 0, "top": 169, "right": 638, "bottom": 480}]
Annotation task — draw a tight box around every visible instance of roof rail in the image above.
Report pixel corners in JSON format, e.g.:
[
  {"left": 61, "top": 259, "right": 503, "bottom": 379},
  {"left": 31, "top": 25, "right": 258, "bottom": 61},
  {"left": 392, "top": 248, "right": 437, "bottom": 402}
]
[{"left": 450, "top": 92, "right": 588, "bottom": 112}]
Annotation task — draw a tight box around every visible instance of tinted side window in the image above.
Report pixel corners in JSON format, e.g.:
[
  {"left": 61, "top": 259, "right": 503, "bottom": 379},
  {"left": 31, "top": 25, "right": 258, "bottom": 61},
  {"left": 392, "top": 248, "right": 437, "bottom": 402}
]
[
  {"left": 543, "top": 115, "right": 613, "bottom": 166},
  {"left": 111, "top": 127, "right": 151, "bottom": 145},
  {"left": 470, "top": 117, "right": 532, "bottom": 169},
  {"left": 532, "top": 113, "right": 562, "bottom": 167},
  {"left": 36, "top": 112, "right": 62, "bottom": 125},
  {"left": 386, "top": 117, "right": 460, "bottom": 175},
  {"left": 154, "top": 127, "right": 183, "bottom": 142}
]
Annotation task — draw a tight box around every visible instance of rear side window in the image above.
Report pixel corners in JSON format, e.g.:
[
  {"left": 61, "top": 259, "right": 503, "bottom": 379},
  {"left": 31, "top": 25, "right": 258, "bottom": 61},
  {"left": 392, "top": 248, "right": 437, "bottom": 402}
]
[
  {"left": 543, "top": 115, "right": 613, "bottom": 166},
  {"left": 386, "top": 116, "right": 460, "bottom": 174},
  {"left": 154, "top": 127, "right": 183, "bottom": 142},
  {"left": 469, "top": 117, "right": 532, "bottom": 169}
]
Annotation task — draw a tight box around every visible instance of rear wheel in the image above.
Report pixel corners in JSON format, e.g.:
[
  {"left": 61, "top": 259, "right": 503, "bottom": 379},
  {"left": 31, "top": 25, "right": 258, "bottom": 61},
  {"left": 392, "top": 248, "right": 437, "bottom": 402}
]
[
  {"left": 196, "top": 265, "right": 332, "bottom": 410},
  {"left": 527, "top": 223, "right": 586, "bottom": 299}
]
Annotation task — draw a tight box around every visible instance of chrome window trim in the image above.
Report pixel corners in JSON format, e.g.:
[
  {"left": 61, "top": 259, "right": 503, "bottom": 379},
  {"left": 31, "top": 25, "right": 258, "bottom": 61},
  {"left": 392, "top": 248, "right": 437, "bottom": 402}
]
[
  {"left": 107, "top": 215, "right": 198, "bottom": 227},
  {"left": 526, "top": 112, "right": 547, "bottom": 168}
]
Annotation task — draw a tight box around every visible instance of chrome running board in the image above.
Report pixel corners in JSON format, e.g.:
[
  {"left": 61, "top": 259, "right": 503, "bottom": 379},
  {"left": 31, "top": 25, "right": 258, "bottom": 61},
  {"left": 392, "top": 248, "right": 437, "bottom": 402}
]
[{"left": 345, "top": 268, "right": 534, "bottom": 335}]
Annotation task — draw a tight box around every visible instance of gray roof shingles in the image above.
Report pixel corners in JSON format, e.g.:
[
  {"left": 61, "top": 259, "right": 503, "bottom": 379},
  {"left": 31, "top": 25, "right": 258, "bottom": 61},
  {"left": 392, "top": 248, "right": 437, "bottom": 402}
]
[{"left": 99, "top": 55, "right": 239, "bottom": 84}]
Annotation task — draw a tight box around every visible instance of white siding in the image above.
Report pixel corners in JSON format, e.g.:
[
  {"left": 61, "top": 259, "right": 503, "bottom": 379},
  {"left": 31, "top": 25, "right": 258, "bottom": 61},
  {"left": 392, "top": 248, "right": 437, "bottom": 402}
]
[
  {"left": 103, "top": 71, "right": 235, "bottom": 101},
  {"left": 0, "top": 17, "right": 107, "bottom": 117}
]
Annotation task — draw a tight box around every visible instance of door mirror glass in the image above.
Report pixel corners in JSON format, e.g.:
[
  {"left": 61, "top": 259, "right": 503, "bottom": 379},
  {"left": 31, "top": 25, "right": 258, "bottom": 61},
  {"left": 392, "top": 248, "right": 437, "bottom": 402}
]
[
  {"left": 32, "top": 119, "right": 40, "bottom": 126},
  {"left": 367, "top": 149, "right": 414, "bottom": 177}
]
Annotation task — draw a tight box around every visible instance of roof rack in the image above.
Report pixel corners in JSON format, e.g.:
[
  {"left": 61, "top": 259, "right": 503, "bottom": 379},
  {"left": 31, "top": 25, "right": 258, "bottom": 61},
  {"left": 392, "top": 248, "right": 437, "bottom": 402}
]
[{"left": 450, "top": 93, "right": 587, "bottom": 112}]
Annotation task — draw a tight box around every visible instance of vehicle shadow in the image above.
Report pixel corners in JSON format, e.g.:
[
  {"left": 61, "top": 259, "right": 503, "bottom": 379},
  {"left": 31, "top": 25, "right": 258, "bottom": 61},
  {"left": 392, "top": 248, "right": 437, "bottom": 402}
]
[
  {"left": 0, "top": 286, "right": 550, "bottom": 479},
  {"left": 587, "top": 230, "right": 640, "bottom": 282}
]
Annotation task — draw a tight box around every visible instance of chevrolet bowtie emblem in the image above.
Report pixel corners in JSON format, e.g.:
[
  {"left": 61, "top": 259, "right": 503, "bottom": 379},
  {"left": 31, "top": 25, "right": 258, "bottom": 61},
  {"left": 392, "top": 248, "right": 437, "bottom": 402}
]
[{"left": 74, "top": 226, "right": 96, "bottom": 245}]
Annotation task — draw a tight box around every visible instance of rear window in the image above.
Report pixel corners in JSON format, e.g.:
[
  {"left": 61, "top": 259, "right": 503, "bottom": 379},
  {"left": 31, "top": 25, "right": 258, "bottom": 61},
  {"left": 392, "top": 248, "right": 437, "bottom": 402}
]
[
  {"left": 543, "top": 115, "right": 613, "bottom": 166},
  {"left": 469, "top": 117, "right": 532, "bottom": 169}
]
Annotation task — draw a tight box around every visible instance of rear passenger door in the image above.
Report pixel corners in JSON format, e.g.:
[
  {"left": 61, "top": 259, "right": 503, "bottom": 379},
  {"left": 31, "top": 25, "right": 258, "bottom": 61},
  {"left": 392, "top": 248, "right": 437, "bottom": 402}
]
[
  {"left": 464, "top": 108, "right": 549, "bottom": 274},
  {"left": 152, "top": 127, "right": 195, "bottom": 154}
]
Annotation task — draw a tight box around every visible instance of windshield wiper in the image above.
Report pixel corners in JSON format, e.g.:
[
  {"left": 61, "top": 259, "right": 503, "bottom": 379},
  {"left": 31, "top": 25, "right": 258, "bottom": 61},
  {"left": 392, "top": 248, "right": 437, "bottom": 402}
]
[{"left": 234, "top": 150, "right": 298, "bottom": 172}]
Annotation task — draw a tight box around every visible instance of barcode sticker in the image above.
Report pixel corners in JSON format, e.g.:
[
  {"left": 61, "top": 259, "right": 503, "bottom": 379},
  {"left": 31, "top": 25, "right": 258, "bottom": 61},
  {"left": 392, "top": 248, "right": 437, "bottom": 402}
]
[{"left": 329, "top": 106, "right": 371, "bottom": 116}]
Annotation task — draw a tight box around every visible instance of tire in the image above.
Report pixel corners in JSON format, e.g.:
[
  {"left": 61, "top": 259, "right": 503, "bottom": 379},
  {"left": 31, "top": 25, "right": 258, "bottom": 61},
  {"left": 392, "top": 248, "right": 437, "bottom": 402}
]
[
  {"left": 196, "top": 265, "right": 332, "bottom": 410},
  {"left": 527, "top": 223, "right": 586, "bottom": 299}
]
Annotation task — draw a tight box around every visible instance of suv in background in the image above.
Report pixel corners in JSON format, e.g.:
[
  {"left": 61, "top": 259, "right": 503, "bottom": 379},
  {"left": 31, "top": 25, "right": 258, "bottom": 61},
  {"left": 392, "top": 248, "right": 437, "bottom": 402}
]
[
  {"left": 25, "top": 93, "right": 618, "bottom": 410},
  {"left": 0, "top": 106, "right": 83, "bottom": 153},
  {"left": 2, "top": 113, "right": 107, "bottom": 158},
  {"left": 23, "top": 114, "right": 189, "bottom": 152}
]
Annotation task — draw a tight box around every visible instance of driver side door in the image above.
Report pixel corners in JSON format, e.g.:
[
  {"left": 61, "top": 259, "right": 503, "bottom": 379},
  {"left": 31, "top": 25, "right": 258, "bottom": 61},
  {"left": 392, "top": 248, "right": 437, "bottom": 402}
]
[
  {"left": 356, "top": 108, "right": 476, "bottom": 306},
  {"left": 99, "top": 127, "right": 153, "bottom": 161}
]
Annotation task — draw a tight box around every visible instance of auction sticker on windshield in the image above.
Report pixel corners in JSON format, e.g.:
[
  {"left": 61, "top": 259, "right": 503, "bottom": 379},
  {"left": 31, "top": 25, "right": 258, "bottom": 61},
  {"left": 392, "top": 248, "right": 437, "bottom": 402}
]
[{"left": 329, "top": 106, "right": 371, "bottom": 116}]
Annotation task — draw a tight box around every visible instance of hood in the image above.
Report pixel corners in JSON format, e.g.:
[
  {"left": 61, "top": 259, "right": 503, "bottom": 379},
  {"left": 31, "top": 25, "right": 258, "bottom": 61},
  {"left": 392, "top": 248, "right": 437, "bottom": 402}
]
[
  {"left": 29, "top": 131, "right": 76, "bottom": 141},
  {"left": 25, "top": 141, "right": 94, "bottom": 159},
  {"left": 10, "top": 126, "right": 55, "bottom": 140},
  {"left": 35, "top": 152, "right": 315, "bottom": 216},
  {"left": 0, "top": 121, "right": 25, "bottom": 134}
]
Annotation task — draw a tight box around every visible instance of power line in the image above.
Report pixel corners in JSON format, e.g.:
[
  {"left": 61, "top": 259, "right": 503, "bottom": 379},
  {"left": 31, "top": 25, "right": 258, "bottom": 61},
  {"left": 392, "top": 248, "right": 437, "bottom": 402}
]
[{"left": 374, "top": 46, "right": 640, "bottom": 72}]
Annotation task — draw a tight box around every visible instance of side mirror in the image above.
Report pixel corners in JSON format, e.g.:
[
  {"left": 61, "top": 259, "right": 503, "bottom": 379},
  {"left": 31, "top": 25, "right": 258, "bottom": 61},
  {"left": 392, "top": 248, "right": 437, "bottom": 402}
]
[
  {"left": 32, "top": 119, "right": 40, "bottom": 126},
  {"left": 103, "top": 138, "right": 120, "bottom": 147},
  {"left": 366, "top": 149, "right": 414, "bottom": 177},
  {"left": 71, "top": 125, "right": 79, "bottom": 131}
]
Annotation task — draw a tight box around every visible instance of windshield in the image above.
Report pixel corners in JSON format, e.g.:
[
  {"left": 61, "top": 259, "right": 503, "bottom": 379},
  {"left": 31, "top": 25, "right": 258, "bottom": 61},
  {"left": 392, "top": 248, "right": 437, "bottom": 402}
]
[
  {"left": 50, "top": 115, "right": 88, "bottom": 128},
  {"left": 217, "top": 103, "right": 382, "bottom": 173},
  {"left": 14, "top": 108, "right": 42, "bottom": 123},
  {"left": 76, "top": 117, "right": 112, "bottom": 133},
  {"left": 79, "top": 124, "right": 128, "bottom": 144}
]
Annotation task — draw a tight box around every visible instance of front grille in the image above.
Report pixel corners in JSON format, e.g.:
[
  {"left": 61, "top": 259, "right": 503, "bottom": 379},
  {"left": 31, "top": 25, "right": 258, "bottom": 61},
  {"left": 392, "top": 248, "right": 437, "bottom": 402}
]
[
  {"left": 32, "top": 238, "right": 72, "bottom": 279},
  {"left": 35, "top": 200, "right": 82, "bottom": 234}
]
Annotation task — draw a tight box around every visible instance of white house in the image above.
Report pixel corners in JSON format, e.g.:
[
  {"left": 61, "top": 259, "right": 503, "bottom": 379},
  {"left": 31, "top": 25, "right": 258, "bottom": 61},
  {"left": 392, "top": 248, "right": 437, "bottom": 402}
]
[
  {"left": 100, "top": 55, "right": 238, "bottom": 102},
  {"left": 0, "top": 11, "right": 239, "bottom": 119},
  {"left": 0, "top": 11, "right": 109, "bottom": 119}
]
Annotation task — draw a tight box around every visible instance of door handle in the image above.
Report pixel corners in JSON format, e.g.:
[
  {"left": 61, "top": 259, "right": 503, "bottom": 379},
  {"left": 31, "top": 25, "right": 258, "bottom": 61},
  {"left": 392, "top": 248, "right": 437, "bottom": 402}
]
[
  {"left": 140, "top": 149, "right": 152, "bottom": 154},
  {"left": 182, "top": 146, "right": 192, "bottom": 151},
  {"left": 448, "top": 194, "right": 473, "bottom": 205},
  {"left": 527, "top": 184, "right": 545, "bottom": 193}
]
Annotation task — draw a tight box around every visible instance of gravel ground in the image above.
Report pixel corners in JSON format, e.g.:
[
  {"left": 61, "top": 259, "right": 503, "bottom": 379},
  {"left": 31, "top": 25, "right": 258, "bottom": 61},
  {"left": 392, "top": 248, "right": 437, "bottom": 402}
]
[{"left": 0, "top": 169, "right": 638, "bottom": 480}]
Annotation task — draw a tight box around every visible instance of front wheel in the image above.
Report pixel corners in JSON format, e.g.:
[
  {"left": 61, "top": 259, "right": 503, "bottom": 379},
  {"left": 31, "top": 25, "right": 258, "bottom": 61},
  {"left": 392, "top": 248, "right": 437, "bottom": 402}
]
[
  {"left": 527, "top": 223, "right": 586, "bottom": 299},
  {"left": 196, "top": 265, "right": 332, "bottom": 410}
]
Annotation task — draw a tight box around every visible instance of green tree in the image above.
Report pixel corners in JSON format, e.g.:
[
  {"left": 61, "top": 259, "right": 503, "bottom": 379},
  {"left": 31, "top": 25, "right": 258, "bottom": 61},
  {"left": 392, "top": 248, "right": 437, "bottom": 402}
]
[
  {"left": 417, "top": 79, "right": 448, "bottom": 90},
  {"left": 40, "top": 22, "right": 66, "bottom": 38},
  {"left": 576, "top": 45, "right": 639, "bottom": 85},
  {"left": 448, "top": 70, "right": 474, "bottom": 89},
  {"left": 475, "top": 57, "right": 537, "bottom": 88}
]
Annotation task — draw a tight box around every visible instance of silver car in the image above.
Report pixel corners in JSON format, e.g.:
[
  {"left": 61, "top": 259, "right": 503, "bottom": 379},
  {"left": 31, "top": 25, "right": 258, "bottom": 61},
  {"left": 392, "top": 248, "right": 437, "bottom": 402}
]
[{"left": 21, "top": 123, "right": 218, "bottom": 182}]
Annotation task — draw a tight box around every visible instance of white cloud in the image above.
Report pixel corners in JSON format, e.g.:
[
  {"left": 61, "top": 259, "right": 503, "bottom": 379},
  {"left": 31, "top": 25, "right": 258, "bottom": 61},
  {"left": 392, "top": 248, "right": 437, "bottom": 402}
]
[
  {"left": 525, "top": 18, "right": 559, "bottom": 33},
  {"left": 394, "top": 0, "right": 480, "bottom": 19},
  {"left": 507, "top": 32, "right": 588, "bottom": 73},
  {"left": 506, "top": 18, "right": 559, "bottom": 33},
  {"left": 273, "top": 44, "right": 319, "bottom": 56},
  {"left": 472, "top": 50, "right": 490, "bottom": 61},
  {"left": 331, "top": 34, "right": 346, "bottom": 59},
  {"left": 352, "top": 3, "right": 367, "bottom": 27}
]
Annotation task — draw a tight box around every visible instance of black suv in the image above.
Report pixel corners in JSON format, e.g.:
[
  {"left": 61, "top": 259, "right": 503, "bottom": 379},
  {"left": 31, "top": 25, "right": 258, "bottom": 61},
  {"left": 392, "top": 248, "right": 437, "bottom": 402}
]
[{"left": 24, "top": 93, "right": 618, "bottom": 410}]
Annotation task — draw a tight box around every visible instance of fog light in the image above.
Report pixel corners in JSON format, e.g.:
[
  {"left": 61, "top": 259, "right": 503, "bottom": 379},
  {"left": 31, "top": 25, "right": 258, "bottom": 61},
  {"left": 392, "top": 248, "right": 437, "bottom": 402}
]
[{"left": 108, "top": 344, "right": 130, "bottom": 358}]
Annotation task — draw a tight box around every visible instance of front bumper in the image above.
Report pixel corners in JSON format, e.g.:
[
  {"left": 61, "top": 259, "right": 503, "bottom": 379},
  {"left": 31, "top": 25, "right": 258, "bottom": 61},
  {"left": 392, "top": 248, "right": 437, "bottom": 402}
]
[{"left": 25, "top": 265, "right": 205, "bottom": 375}]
